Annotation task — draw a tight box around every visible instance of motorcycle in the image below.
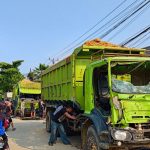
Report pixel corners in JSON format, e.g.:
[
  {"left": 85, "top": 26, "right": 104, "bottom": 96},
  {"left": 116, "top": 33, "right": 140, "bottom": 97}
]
[
  {"left": 0, "top": 136, "right": 9, "bottom": 150},
  {"left": 0, "top": 137, "right": 4, "bottom": 150}
]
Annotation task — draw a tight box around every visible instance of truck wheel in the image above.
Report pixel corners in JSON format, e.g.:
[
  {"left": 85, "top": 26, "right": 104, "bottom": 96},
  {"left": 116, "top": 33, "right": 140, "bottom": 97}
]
[
  {"left": 63, "top": 121, "right": 74, "bottom": 136},
  {"left": 46, "top": 112, "right": 51, "bottom": 132},
  {"left": 86, "top": 125, "right": 101, "bottom": 150}
]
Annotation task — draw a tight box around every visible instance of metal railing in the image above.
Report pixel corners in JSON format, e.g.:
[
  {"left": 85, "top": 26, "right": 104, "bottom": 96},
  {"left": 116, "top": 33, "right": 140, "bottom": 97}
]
[{"left": 91, "top": 48, "right": 150, "bottom": 60}]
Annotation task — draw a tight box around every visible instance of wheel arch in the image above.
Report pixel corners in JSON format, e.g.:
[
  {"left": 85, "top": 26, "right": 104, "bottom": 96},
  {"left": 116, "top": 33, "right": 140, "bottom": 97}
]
[{"left": 81, "top": 113, "right": 108, "bottom": 149}]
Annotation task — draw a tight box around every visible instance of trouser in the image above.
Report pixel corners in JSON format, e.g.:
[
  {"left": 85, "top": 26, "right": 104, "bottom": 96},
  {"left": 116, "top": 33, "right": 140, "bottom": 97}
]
[
  {"left": 49, "top": 120, "right": 70, "bottom": 144},
  {"left": 39, "top": 109, "right": 43, "bottom": 117},
  {"left": 8, "top": 117, "right": 12, "bottom": 123},
  {"left": 31, "top": 110, "right": 35, "bottom": 117}
]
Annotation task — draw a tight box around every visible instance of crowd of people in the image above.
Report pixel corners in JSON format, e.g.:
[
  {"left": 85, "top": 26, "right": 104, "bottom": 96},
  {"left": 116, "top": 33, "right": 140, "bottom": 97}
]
[
  {"left": 0, "top": 98, "right": 77, "bottom": 148},
  {"left": 0, "top": 99, "right": 16, "bottom": 150},
  {"left": 0, "top": 98, "right": 45, "bottom": 149},
  {"left": 20, "top": 99, "right": 45, "bottom": 118}
]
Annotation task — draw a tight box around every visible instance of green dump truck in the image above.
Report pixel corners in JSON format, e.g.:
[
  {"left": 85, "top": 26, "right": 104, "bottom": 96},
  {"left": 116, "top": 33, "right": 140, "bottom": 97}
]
[
  {"left": 42, "top": 39, "right": 150, "bottom": 149},
  {"left": 13, "top": 79, "right": 41, "bottom": 116}
]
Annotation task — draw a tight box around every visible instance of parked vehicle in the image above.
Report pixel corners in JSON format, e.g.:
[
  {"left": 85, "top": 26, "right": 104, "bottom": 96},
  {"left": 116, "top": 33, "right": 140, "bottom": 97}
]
[
  {"left": 0, "top": 136, "right": 9, "bottom": 150},
  {"left": 0, "top": 137, "right": 4, "bottom": 150},
  {"left": 13, "top": 79, "right": 41, "bottom": 117},
  {"left": 42, "top": 39, "right": 150, "bottom": 149}
]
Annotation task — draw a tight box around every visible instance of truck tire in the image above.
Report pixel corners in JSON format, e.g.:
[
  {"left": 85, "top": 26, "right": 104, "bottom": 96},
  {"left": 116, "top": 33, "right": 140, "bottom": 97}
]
[
  {"left": 63, "top": 121, "right": 75, "bottom": 136},
  {"left": 46, "top": 111, "right": 51, "bottom": 132},
  {"left": 86, "top": 125, "right": 101, "bottom": 150}
]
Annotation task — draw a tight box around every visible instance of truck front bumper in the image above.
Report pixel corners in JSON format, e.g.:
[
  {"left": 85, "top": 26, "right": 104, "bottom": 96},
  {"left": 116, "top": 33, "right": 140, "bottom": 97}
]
[
  {"left": 99, "top": 140, "right": 150, "bottom": 150},
  {"left": 109, "top": 141, "right": 150, "bottom": 150}
]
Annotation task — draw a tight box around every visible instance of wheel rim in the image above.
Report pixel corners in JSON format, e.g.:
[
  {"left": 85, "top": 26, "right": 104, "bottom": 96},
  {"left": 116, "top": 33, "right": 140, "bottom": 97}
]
[{"left": 87, "top": 136, "right": 98, "bottom": 150}]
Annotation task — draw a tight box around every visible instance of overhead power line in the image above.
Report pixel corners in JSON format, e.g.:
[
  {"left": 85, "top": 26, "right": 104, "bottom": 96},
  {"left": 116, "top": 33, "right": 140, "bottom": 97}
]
[
  {"left": 46, "top": 0, "right": 150, "bottom": 63},
  {"left": 107, "top": 3, "right": 150, "bottom": 41},
  {"left": 127, "top": 30, "right": 150, "bottom": 47},
  {"left": 134, "top": 33, "right": 150, "bottom": 47},
  {"left": 55, "top": 0, "right": 142, "bottom": 59},
  {"left": 52, "top": 0, "right": 128, "bottom": 59},
  {"left": 56, "top": 0, "right": 149, "bottom": 59},
  {"left": 99, "top": 0, "right": 150, "bottom": 39},
  {"left": 120, "top": 25, "right": 150, "bottom": 46},
  {"left": 85, "top": 0, "right": 140, "bottom": 39}
]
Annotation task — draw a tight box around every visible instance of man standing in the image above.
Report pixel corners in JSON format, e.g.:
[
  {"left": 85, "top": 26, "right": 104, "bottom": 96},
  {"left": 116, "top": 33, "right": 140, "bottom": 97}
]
[
  {"left": 30, "top": 100, "right": 35, "bottom": 118},
  {"left": 48, "top": 105, "right": 76, "bottom": 146},
  {"left": 20, "top": 99, "right": 25, "bottom": 118},
  {"left": 38, "top": 99, "right": 44, "bottom": 118}
]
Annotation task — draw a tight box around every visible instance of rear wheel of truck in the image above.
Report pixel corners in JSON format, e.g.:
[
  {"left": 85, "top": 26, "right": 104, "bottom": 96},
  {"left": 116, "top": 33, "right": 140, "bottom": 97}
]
[
  {"left": 46, "top": 111, "right": 51, "bottom": 132},
  {"left": 86, "top": 125, "right": 101, "bottom": 150}
]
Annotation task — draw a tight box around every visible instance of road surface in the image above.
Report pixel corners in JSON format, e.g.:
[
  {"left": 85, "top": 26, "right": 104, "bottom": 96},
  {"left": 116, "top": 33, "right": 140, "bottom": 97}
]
[{"left": 7, "top": 118, "right": 80, "bottom": 150}]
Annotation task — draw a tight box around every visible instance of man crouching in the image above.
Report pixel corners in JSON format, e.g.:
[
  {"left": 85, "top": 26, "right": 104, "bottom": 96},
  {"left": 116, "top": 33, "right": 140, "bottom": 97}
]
[{"left": 48, "top": 104, "right": 76, "bottom": 146}]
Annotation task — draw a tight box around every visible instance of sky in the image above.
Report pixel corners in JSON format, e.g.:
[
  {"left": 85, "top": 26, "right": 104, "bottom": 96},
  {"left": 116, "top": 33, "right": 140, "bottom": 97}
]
[{"left": 0, "top": 0, "right": 150, "bottom": 74}]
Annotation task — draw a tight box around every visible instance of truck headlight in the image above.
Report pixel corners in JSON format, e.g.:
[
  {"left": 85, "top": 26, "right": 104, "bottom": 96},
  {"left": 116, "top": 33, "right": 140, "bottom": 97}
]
[{"left": 112, "top": 130, "right": 132, "bottom": 141}]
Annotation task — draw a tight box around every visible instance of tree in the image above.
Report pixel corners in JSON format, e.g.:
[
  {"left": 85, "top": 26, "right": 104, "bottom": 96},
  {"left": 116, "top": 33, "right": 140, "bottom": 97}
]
[
  {"left": 0, "top": 60, "right": 24, "bottom": 93},
  {"left": 27, "top": 63, "right": 48, "bottom": 81},
  {"left": 27, "top": 70, "right": 34, "bottom": 81}
]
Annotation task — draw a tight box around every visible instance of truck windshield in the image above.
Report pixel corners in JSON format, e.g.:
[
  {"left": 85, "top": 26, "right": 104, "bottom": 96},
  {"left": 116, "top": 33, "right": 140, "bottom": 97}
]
[
  {"left": 112, "top": 79, "right": 150, "bottom": 94},
  {"left": 111, "top": 61, "right": 150, "bottom": 94},
  {"left": 20, "top": 93, "right": 40, "bottom": 100}
]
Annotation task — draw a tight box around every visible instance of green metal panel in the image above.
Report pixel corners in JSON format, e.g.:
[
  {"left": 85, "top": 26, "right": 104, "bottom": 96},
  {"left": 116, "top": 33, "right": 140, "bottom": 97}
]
[
  {"left": 13, "top": 80, "right": 41, "bottom": 111},
  {"left": 108, "top": 57, "right": 150, "bottom": 125},
  {"left": 122, "top": 100, "right": 150, "bottom": 123},
  {"left": 42, "top": 44, "right": 149, "bottom": 114},
  {"left": 13, "top": 79, "right": 41, "bottom": 98},
  {"left": 19, "top": 88, "right": 41, "bottom": 94},
  {"left": 41, "top": 52, "right": 92, "bottom": 110},
  {"left": 75, "top": 58, "right": 91, "bottom": 109},
  {"left": 84, "top": 60, "right": 108, "bottom": 114},
  {"left": 42, "top": 56, "right": 74, "bottom": 101}
]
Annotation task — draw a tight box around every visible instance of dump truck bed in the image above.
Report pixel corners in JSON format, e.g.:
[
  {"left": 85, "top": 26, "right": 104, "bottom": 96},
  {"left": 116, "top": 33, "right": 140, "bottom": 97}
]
[{"left": 41, "top": 39, "right": 147, "bottom": 110}]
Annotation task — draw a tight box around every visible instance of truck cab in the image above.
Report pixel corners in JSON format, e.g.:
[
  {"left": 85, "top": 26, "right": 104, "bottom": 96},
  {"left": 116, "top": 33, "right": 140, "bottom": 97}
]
[
  {"left": 83, "top": 55, "right": 150, "bottom": 149},
  {"left": 13, "top": 79, "right": 41, "bottom": 117}
]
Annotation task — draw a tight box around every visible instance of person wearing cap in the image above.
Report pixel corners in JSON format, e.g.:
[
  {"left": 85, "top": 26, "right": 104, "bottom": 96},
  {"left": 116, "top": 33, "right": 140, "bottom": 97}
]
[{"left": 48, "top": 104, "right": 76, "bottom": 146}]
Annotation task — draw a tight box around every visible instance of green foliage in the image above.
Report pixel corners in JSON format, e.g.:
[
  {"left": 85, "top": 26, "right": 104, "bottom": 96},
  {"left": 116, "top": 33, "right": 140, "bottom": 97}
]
[
  {"left": 27, "top": 63, "right": 48, "bottom": 81},
  {"left": 12, "top": 60, "right": 24, "bottom": 68},
  {"left": 0, "top": 60, "right": 24, "bottom": 93}
]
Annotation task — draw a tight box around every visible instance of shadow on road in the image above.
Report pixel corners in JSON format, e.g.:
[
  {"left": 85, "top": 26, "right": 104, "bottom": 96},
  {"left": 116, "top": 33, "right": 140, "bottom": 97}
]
[{"left": 7, "top": 119, "right": 80, "bottom": 150}]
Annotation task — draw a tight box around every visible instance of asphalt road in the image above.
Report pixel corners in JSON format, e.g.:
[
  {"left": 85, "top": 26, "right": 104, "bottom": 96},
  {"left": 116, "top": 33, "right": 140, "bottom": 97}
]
[{"left": 7, "top": 118, "right": 80, "bottom": 150}]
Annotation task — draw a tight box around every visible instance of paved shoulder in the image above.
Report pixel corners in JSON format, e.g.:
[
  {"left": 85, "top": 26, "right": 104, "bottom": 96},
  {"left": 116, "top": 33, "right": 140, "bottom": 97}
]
[{"left": 7, "top": 118, "right": 80, "bottom": 150}]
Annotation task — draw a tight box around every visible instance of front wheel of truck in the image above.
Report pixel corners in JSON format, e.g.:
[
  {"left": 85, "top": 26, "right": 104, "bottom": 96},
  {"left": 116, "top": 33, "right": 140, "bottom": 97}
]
[
  {"left": 46, "top": 111, "right": 51, "bottom": 132},
  {"left": 86, "top": 125, "right": 101, "bottom": 150}
]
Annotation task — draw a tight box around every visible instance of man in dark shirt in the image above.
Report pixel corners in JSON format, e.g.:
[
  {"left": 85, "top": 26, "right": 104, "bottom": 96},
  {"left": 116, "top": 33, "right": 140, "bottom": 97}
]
[
  {"left": 48, "top": 105, "right": 76, "bottom": 146},
  {"left": 38, "top": 99, "right": 44, "bottom": 118}
]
